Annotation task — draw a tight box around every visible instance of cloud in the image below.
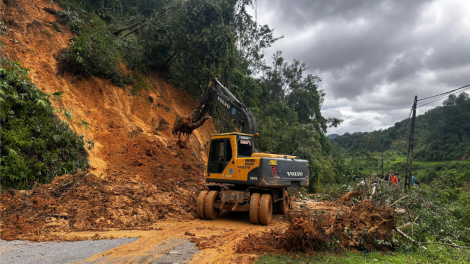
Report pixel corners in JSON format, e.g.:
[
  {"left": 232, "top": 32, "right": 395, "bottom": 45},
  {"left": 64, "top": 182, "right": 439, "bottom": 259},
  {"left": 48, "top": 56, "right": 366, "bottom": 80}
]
[
  {"left": 251, "top": 0, "right": 470, "bottom": 134},
  {"left": 322, "top": 108, "right": 344, "bottom": 119}
]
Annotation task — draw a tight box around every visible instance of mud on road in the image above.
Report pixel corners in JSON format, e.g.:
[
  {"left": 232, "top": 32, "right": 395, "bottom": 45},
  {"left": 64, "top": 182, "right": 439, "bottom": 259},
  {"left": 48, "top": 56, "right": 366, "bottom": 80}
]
[{"left": 51, "top": 212, "right": 288, "bottom": 264}]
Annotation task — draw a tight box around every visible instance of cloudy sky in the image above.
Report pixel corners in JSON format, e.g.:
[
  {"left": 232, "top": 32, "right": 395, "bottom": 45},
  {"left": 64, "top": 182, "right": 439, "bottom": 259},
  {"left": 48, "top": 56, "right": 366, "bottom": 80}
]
[{"left": 248, "top": 0, "right": 470, "bottom": 135}]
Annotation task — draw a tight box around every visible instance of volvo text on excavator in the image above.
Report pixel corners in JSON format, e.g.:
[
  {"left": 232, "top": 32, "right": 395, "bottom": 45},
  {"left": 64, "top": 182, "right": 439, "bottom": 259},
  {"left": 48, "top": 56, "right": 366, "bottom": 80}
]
[{"left": 178, "top": 78, "right": 309, "bottom": 225}]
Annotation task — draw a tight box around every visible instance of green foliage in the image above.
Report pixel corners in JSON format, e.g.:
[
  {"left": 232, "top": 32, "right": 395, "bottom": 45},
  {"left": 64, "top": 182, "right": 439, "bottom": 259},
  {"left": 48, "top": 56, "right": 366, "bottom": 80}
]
[
  {"left": 62, "top": 107, "right": 75, "bottom": 120},
  {"left": 0, "top": 21, "right": 5, "bottom": 47},
  {"left": 331, "top": 93, "right": 470, "bottom": 162},
  {"left": 256, "top": 246, "right": 470, "bottom": 264},
  {"left": 78, "top": 120, "right": 91, "bottom": 131},
  {"left": 0, "top": 57, "right": 91, "bottom": 190},
  {"left": 57, "top": 16, "right": 127, "bottom": 86},
  {"left": 368, "top": 172, "right": 470, "bottom": 247},
  {"left": 50, "top": 22, "right": 63, "bottom": 33},
  {"left": 51, "top": 91, "right": 65, "bottom": 100}
]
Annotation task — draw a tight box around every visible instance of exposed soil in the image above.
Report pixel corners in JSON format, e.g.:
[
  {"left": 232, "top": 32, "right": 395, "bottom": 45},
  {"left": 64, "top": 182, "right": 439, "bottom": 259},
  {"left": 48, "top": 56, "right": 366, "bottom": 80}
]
[
  {"left": 0, "top": 0, "right": 212, "bottom": 242},
  {"left": 0, "top": 0, "right": 214, "bottom": 176},
  {"left": 43, "top": 213, "right": 288, "bottom": 264}
]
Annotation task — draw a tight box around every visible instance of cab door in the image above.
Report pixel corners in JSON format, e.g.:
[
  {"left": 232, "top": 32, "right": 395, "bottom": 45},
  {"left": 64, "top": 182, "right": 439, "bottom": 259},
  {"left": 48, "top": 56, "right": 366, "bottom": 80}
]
[{"left": 207, "top": 138, "right": 234, "bottom": 180}]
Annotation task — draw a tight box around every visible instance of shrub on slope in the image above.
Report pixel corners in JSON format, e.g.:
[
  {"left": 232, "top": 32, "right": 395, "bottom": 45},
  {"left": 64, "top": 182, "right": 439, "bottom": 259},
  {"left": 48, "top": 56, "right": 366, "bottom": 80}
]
[{"left": 0, "top": 57, "right": 90, "bottom": 189}]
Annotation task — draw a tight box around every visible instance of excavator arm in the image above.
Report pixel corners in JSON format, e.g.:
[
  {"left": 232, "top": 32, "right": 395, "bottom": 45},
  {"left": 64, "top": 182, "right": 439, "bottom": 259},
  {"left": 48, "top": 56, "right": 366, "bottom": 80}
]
[{"left": 192, "top": 78, "right": 257, "bottom": 135}]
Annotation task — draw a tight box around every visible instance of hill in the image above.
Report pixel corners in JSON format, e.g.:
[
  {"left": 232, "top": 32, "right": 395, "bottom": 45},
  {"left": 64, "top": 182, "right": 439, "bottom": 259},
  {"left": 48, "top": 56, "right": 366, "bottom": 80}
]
[
  {"left": 331, "top": 93, "right": 470, "bottom": 161},
  {"left": 327, "top": 133, "right": 340, "bottom": 139}
]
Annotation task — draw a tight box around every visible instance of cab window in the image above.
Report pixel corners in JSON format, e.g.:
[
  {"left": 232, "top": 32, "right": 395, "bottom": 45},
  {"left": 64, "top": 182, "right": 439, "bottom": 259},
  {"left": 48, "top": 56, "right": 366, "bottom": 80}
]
[
  {"left": 238, "top": 138, "right": 253, "bottom": 157},
  {"left": 208, "top": 139, "right": 232, "bottom": 173},
  {"left": 209, "top": 140, "right": 225, "bottom": 162}
]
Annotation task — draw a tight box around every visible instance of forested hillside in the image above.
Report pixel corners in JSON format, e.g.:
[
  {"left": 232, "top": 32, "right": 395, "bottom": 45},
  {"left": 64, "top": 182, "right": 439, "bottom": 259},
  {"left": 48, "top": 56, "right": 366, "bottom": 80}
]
[
  {"left": 331, "top": 92, "right": 470, "bottom": 161},
  {"left": 55, "top": 0, "right": 343, "bottom": 191},
  {"left": 1, "top": 0, "right": 342, "bottom": 190}
]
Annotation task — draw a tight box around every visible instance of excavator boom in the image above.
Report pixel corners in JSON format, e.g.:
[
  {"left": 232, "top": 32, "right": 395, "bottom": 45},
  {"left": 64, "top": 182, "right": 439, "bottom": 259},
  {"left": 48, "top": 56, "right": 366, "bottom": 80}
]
[{"left": 192, "top": 78, "right": 257, "bottom": 134}]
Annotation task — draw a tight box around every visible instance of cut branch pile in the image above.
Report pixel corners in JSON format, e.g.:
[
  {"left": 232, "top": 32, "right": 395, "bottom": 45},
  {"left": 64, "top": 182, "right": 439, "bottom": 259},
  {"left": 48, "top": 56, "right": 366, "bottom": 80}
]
[{"left": 237, "top": 198, "right": 396, "bottom": 254}]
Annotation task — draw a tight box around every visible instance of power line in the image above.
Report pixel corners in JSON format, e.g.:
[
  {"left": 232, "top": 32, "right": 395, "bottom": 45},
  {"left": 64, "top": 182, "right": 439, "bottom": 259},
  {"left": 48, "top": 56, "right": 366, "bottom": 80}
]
[
  {"left": 417, "top": 84, "right": 470, "bottom": 102},
  {"left": 418, "top": 86, "right": 470, "bottom": 107},
  {"left": 417, "top": 86, "right": 470, "bottom": 108}
]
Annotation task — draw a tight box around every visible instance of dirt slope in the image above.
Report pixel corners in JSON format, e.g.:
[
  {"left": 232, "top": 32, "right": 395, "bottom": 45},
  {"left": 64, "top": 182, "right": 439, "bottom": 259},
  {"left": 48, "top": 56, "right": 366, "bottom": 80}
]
[
  {"left": 1, "top": 0, "right": 216, "bottom": 241},
  {"left": 0, "top": 0, "right": 213, "bottom": 177}
]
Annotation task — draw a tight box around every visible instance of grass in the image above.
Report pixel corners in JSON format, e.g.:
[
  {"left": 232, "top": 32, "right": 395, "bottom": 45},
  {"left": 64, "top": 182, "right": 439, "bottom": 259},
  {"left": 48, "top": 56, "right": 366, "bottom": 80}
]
[{"left": 256, "top": 244, "right": 470, "bottom": 264}]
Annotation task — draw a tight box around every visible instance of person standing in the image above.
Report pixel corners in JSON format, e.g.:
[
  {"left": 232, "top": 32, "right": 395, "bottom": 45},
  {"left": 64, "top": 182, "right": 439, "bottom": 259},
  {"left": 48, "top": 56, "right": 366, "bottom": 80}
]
[
  {"left": 411, "top": 174, "right": 418, "bottom": 186},
  {"left": 391, "top": 173, "right": 398, "bottom": 186}
]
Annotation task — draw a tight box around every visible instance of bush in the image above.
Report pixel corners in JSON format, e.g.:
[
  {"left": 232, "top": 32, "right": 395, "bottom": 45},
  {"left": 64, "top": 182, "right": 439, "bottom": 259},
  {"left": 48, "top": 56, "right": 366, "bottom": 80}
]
[
  {"left": 57, "top": 16, "right": 127, "bottom": 87},
  {"left": 0, "top": 57, "right": 91, "bottom": 189},
  {"left": 372, "top": 172, "right": 470, "bottom": 246}
]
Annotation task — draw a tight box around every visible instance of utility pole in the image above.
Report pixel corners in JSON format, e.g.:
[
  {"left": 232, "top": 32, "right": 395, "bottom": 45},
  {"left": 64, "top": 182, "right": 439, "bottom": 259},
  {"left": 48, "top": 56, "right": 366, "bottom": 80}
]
[{"left": 405, "top": 96, "right": 417, "bottom": 191}]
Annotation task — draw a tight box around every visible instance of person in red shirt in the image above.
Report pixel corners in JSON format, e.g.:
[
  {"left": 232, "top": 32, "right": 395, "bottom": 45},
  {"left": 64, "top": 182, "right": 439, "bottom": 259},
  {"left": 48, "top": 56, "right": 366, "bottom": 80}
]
[{"left": 391, "top": 173, "right": 398, "bottom": 186}]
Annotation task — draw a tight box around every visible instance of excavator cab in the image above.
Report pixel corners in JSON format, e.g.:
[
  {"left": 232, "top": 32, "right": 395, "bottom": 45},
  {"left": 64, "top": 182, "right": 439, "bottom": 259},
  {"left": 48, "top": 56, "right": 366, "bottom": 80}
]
[{"left": 206, "top": 134, "right": 256, "bottom": 180}]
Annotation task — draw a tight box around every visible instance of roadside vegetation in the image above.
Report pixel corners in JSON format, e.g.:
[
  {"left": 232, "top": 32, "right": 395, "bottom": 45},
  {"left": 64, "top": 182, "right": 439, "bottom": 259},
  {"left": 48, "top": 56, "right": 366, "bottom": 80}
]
[
  {"left": 257, "top": 173, "right": 470, "bottom": 263},
  {"left": 0, "top": 57, "right": 92, "bottom": 190},
  {"left": 257, "top": 247, "right": 470, "bottom": 264}
]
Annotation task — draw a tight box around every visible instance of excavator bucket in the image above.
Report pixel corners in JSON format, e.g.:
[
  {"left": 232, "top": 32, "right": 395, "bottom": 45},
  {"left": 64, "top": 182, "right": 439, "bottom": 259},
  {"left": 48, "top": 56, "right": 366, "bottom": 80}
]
[{"left": 172, "top": 115, "right": 211, "bottom": 138}]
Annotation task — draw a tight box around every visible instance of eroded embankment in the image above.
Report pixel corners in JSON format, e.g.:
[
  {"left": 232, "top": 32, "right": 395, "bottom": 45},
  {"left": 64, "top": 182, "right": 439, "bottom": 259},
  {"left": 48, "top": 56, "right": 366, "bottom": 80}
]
[
  {"left": 0, "top": 0, "right": 214, "bottom": 175},
  {"left": 1, "top": 0, "right": 214, "bottom": 241}
]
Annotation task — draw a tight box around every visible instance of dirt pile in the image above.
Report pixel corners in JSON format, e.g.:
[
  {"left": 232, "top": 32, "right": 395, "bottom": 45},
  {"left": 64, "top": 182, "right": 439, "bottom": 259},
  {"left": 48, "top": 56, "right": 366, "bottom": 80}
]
[
  {"left": 236, "top": 199, "right": 396, "bottom": 254},
  {"left": 1, "top": 168, "right": 202, "bottom": 241}
]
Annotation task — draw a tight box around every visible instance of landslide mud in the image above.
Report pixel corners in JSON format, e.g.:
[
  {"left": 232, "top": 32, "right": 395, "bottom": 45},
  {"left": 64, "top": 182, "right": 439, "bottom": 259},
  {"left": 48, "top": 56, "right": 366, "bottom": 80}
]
[
  {"left": 65, "top": 213, "right": 288, "bottom": 264},
  {"left": 1, "top": 0, "right": 213, "bottom": 242}
]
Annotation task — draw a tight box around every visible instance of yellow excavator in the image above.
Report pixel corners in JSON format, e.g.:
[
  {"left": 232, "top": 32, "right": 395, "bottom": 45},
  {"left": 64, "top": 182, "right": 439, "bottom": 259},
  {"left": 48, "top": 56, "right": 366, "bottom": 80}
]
[{"left": 181, "top": 78, "right": 309, "bottom": 225}]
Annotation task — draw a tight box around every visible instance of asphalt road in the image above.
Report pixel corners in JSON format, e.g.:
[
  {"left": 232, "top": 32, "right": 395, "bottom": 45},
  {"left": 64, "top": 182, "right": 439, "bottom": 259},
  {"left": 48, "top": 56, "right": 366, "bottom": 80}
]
[
  {"left": 0, "top": 237, "right": 200, "bottom": 264},
  {"left": 0, "top": 238, "right": 138, "bottom": 264}
]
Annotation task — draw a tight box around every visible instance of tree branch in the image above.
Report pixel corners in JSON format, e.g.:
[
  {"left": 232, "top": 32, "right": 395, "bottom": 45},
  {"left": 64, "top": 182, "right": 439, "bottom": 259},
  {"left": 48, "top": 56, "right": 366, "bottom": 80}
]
[
  {"left": 113, "top": 18, "right": 146, "bottom": 36},
  {"left": 391, "top": 195, "right": 408, "bottom": 207},
  {"left": 411, "top": 215, "right": 419, "bottom": 236},
  {"left": 418, "top": 242, "right": 470, "bottom": 249},
  {"left": 114, "top": 5, "right": 178, "bottom": 38},
  {"left": 394, "top": 227, "right": 427, "bottom": 250}
]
